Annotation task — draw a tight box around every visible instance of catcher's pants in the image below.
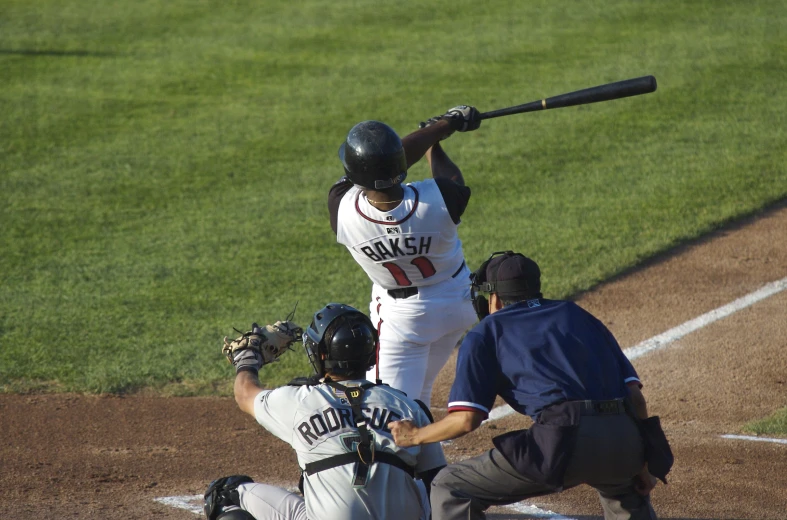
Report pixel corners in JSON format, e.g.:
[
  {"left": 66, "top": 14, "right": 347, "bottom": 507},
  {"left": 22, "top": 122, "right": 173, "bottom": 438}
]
[
  {"left": 235, "top": 480, "right": 431, "bottom": 520},
  {"left": 367, "top": 267, "right": 477, "bottom": 406},
  {"left": 430, "top": 414, "right": 658, "bottom": 520},
  {"left": 236, "top": 483, "right": 307, "bottom": 520}
]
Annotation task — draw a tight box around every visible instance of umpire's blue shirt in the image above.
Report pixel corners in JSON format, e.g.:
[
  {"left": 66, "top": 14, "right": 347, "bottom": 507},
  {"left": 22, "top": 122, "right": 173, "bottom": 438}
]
[{"left": 447, "top": 299, "right": 641, "bottom": 420}]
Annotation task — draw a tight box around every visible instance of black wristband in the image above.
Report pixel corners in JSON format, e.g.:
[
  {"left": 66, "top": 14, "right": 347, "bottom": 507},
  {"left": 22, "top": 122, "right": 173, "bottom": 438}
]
[{"left": 236, "top": 366, "right": 259, "bottom": 376}]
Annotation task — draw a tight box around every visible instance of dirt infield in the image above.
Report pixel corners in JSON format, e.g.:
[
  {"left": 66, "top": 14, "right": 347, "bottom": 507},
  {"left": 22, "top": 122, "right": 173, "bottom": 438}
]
[{"left": 3, "top": 201, "right": 786, "bottom": 519}]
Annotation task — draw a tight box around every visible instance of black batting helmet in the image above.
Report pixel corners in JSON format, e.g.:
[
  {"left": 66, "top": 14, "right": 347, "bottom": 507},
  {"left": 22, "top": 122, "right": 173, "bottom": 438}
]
[
  {"left": 303, "top": 303, "right": 378, "bottom": 377},
  {"left": 338, "top": 121, "right": 407, "bottom": 190}
]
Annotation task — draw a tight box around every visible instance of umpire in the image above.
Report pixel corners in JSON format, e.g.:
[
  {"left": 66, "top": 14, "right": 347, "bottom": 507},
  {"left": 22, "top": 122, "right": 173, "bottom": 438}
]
[{"left": 389, "top": 251, "right": 671, "bottom": 520}]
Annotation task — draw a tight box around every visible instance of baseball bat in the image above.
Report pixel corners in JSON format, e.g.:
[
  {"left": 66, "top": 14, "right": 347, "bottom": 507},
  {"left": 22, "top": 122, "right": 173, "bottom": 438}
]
[{"left": 478, "top": 75, "right": 657, "bottom": 120}]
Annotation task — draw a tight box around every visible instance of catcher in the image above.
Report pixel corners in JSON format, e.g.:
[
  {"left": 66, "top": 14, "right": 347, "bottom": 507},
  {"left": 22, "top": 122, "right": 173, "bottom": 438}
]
[{"left": 203, "top": 303, "right": 446, "bottom": 520}]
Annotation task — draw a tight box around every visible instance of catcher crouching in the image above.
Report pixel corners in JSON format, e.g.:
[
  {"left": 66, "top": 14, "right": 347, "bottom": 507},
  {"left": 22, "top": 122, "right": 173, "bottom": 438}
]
[{"left": 204, "top": 303, "right": 446, "bottom": 520}]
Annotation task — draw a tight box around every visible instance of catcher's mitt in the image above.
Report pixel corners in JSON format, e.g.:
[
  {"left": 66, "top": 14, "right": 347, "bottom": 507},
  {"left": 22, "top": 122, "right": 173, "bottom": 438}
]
[{"left": 222, "top": 320, "right": 303, "bottom": 373}]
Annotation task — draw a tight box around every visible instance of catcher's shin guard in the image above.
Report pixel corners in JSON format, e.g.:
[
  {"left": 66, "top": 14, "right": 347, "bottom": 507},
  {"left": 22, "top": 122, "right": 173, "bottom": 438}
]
[{"left": 203, "top": 475, "right": 254, "bottom": 520}]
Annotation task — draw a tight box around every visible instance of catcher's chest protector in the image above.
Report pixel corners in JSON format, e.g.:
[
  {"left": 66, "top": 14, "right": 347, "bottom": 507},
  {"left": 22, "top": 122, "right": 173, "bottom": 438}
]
[{"left": 287, "top": 378, "right": 415, "bottom": 492}]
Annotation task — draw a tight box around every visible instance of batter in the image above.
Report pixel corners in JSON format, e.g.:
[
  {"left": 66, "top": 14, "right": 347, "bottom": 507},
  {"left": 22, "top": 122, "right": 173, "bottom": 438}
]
[{"left": 329, "top": 110, "right": 481, "bottom": 404}]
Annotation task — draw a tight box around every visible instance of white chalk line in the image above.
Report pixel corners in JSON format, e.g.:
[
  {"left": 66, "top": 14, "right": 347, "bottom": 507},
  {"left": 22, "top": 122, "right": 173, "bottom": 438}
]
[
  {"left": 721, "top": 434, "right": 787, "bottom": 445},
  {"left": 157, "top": 276, "right": 787, "bottom": 518},
  {"left": 154, "top": 495, "right": 202, "bottom": 515},
  {"left": 486, "top": 276, "right": 787, "bottom": 423},
  {"left": 623, "top": 276, "right": 787, "bottom": 360},
  {"left": 503, "top": 502, "right": 576, "bottom": 519}
]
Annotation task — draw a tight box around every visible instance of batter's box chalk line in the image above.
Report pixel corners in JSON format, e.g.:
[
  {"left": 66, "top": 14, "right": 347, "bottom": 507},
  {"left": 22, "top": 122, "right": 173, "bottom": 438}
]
[
  {"left": 504, "top": 502, "right": 577, "bottom": 518},
  {"left": 154, "top": 495, "right": 202, "bottom": 515},
  {"left": 721, "top": 434, "right": 787, "bottom": 445}
]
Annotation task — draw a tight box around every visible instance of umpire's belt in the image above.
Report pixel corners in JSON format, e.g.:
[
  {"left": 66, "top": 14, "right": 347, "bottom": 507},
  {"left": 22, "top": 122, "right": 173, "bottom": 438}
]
[
  {"left": 579, "top": 398, "right": 626, "bottom": 416},
  {"left": 386, "top": 260, "right": 467, "bottom": 299},
  {"left": 304, "top": 451, "right": 415, "bottom": 478}
]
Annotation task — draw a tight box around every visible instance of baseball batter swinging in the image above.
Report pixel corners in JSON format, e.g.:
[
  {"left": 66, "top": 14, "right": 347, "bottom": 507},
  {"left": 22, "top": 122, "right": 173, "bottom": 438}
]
[
  {"left": 328, "top": 106, "right": 482, "bottom": 405},
  {"left": 203, "top": 304, "right": 446, "bottom": 520}
]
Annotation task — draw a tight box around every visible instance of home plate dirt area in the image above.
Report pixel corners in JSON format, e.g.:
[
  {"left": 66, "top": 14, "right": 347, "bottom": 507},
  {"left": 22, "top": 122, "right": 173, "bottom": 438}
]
[{"left": 3, "top": 201, "right": 786, "bottom": 519}]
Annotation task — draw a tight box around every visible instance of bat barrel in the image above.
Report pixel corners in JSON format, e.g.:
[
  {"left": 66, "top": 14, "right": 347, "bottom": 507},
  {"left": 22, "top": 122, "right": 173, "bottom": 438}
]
[
  {"left": 478, "top": 75, "right": 657, "bottom": 120},
  {"left": 546, "top": 75, "right": 657, "bottom": 109}
]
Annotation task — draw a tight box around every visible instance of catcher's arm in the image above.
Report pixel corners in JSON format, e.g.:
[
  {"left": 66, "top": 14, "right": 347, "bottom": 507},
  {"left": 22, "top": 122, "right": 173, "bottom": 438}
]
[{"left": 235, "top": 370, "right": 263, "bottom": 416}]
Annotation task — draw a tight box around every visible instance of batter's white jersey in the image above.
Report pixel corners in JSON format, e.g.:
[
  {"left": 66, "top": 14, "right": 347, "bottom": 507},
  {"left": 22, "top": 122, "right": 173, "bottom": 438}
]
[
  {"left": 335, "top": 180, "right": 466, "bottom": 290},
  {"left": 253, "top": 379, "right": 445, "bottom": 520},
  {"left": 329, "top": 176, "right": 478, "bottom": 405}
]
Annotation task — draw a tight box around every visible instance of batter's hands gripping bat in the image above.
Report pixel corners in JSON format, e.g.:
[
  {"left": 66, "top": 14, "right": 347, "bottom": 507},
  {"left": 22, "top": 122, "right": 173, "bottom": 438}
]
[{"left": 478, "top": 75, "right": 657, "bottom": 120}]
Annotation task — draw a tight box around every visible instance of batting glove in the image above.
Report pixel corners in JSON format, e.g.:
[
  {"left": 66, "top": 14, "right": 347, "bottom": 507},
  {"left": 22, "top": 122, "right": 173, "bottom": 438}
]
[{"left": 444, "top": 105, "right": 481, "bottom": 132}]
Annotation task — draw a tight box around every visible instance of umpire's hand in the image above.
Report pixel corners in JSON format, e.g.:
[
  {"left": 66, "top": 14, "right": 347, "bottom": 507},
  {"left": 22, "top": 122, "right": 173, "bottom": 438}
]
[
  {"left": 389, "top": 419, "right": 419, "bottom": 447},
  {"left": 634, "top": 466, "right": 659, "bottom": 496}
]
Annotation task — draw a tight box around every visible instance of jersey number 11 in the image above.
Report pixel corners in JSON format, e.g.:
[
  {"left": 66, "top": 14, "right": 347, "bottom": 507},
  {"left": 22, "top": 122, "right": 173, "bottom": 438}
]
[{"left": 382, "top": 256, "right": 436, "bottom": 286}]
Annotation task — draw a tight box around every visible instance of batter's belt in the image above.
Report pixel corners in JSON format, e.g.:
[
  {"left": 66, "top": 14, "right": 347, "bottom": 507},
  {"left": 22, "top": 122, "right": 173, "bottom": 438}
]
[{"left": 387, "top": 260, "right": 467, "bottom": 299}]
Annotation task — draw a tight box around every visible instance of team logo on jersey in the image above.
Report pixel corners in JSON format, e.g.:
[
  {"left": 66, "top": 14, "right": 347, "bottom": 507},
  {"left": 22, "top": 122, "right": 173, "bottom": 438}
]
[
  {"left": 331, "top": 387, "right": 349, "bottom": 401},
  {"left": 526, "top": 298, "right": 541, "bottom": 308},
  {"left": 340, "top": 432, "right": 370, "bottom": 452},
  {"left": 385, "top": 227, "right": 400, "bottom": 235}
]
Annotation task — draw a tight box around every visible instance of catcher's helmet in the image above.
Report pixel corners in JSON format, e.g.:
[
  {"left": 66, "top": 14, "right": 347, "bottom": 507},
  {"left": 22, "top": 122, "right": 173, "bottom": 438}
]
[
  {"left": 338, "top": 121, "right": 407, "bottom": 190},
  {"left": 303, "top": 303, "right": 378, "bottom": 377}
]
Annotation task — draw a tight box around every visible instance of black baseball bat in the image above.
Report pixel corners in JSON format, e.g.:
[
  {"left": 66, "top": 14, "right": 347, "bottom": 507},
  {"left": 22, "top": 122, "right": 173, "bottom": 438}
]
[{"left": 478, "top": 75, "right": 657, "bottom": 120}]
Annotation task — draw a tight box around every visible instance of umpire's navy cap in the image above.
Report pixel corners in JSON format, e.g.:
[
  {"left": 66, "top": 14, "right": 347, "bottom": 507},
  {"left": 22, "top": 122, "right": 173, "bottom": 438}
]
[{"left": 486, "top": 253, "right": 541, "bottom": 297}]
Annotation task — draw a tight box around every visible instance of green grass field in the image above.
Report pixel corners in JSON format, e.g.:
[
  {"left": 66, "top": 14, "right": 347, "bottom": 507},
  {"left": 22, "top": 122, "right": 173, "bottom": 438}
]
[
  {"left": 1, "top": 0, "right": 785, "bottom": 394},
  {"left": 743, "top": 408, "right": 787, "bottom": 436}
]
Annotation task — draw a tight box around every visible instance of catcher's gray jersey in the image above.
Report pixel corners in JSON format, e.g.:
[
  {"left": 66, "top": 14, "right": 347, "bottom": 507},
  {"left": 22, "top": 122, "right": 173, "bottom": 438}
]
[{"left": 253, "top": 379, "right": 446, "bottom": 520}]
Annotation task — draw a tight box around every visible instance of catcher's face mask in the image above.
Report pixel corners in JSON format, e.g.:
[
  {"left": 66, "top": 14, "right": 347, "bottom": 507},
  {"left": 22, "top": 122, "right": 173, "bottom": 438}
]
[
  {"left": 303, "top": 326, "right": 325, "bottom": 376},
  {"left": 470, "top": 251, "right": 515, "bottom": 321}
]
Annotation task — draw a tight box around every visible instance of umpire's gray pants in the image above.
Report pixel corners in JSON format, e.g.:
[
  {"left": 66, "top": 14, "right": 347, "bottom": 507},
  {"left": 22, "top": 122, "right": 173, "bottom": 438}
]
[{"left": 431, "top": 414, "right": 657, "bottom": 520}]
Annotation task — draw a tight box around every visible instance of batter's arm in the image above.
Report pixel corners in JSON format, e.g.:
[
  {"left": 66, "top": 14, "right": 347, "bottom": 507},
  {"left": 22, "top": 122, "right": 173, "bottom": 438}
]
[
  {"left": 401, "top": 119, "right": 455, "bottom": 169},
  {"left": 427, "top": 142, "right": 465, "bottom": 186}
]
